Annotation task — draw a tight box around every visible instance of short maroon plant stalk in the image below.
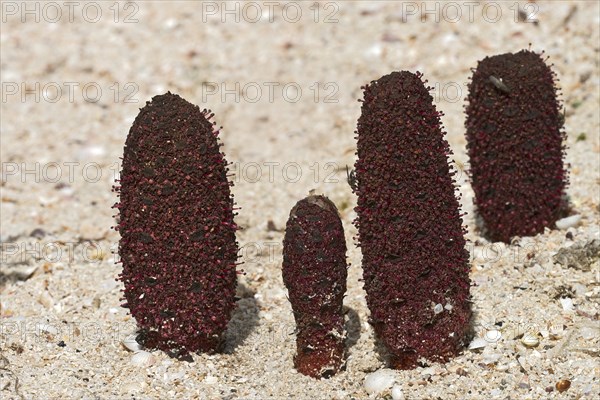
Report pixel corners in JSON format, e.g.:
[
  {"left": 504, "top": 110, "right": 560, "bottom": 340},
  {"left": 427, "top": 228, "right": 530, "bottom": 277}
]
[
  {"left": 114, "top": 92, "right": 238, "bottom": 356},
  {"left": 465, "top": 49, "right": 568, "bottom": 243},
  {"left": 282, "top": 195, "right": 348, "bottom": 378},
  {"left": 353, "top": 71, "right": 471, "bottom": 369}
]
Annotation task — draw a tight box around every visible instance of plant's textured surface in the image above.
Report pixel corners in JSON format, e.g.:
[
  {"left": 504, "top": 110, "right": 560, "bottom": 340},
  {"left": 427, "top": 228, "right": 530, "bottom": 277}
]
[
  {"left": 115, "top": 92, "right": 238, "bottom": 356},
  {"left": 282, "top": 195, "right": 347, "bottom": 378},
  {"left": 465, "top": 50, "right": 567, "bottom": 243},
  {"left": 353, "top": 71, "right": 471, "bottom": 369}
]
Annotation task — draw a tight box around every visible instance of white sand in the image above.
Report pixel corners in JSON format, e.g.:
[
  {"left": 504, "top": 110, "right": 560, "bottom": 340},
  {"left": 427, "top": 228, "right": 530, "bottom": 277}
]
[{"left": 1, "top": 1, "right": 599, "bottom": 399}]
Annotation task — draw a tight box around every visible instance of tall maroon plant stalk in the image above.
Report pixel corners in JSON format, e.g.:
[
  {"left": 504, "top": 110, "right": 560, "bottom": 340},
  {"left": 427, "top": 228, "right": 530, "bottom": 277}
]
[
  {"left": 353, "top": 71, "right": 471, "bottom": 369},
  {"left": 282, "top": 194, "right": 348, "bottom": 378},
  {"left": 465, "top": 49, "right": 568, "bottom": 242},
  {"left": 114, "top": 92, "right": 238, "bottom": 357}
]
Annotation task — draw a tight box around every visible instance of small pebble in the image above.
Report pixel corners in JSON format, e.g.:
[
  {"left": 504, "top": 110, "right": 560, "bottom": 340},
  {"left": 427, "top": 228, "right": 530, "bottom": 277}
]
[
  {"left": 364, "top": 369, "right": 396, "bottom": 395},
  {"left": 496, "top": 364, "right": 509, "bottom": 372},
  {"left": 556, "top": 379, "right": 571, "bottom": 393},
  {"left": 92, "top": 296, "right": 101, "bottom": 309},
  {"left": 266, "top": 220, "right": 278, "bottom": 231},
  {"left": 29, "top": 228, "right": 46, "bottom": 239},
  {"left": 518, "top": 382, "right": 531, "bottom": 390},
  {"left": 555, "top": 215, "right": 581, "bottom": 229},
  {"left": 433, "top": 303, "right": 443, "bottom": 314}
]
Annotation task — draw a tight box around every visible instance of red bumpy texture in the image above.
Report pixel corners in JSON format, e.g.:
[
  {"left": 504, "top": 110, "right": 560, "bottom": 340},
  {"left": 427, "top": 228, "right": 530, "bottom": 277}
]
[
  {"left": 282, "top": 195, "right": 348, "bottom": 378},
  {"left": 353, "top": 71, "right": 471, "bottom": 369},
  {"left": 465, "top": 50, "right": 568, "bottom": 243},
  {"left": 114, "top": 92, "right": 238, "bottom": 356}
]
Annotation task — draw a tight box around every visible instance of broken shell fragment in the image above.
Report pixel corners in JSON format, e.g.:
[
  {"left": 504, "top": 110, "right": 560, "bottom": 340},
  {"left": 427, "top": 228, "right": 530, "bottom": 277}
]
[
  {"left": 521, "top": 333, "right": 540, "bottom": 347},
  {"left": 468, "top": 337, "right": 488, "bottom": 350},
  {"left": 555, "top": 215, "right": 581, "bottom": 230},
  {"left": 122, "top": 334, "right": 142, "bottom": 352}
]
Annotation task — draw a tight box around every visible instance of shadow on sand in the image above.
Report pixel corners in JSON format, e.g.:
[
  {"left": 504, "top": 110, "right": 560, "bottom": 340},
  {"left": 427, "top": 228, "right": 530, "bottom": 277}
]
[{"left": 224, "top": 283, "right": 260, "bottom": 353}]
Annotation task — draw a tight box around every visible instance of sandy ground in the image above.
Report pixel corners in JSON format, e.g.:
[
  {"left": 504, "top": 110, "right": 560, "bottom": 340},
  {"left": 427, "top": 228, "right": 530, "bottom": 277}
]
[{"left": 1, "top": 1, "right": 599, "bottom": 399}]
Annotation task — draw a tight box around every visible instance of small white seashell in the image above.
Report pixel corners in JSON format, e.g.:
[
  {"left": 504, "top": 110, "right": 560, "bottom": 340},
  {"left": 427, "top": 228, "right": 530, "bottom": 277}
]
[
  {"left": 391, "top": 385, "right": 405, "bottom": 400},
  {"left": 468, "top": 337, "right": 488, "bottom": 350},
  {"left": 122, "top": 334, "right": 142, "bottom": 352},
  {"left": 433, "top": 304, "right": 443, "bottom": 314},
  {"left": 579, "top": 326, "right": 598, "bottom": 340},
  {"left": 131, "top": 351, "right": 155, "bottom": 367},
  {"left": 555, "top": 215, "right": 581, "bottom": 230},
  {"left": 444, "top": 303, "right": 453, "bottom": 311},
  {"left": 364, "top": 369, "right": 396, "bottom": 395},
  {"left": 521, "top": 333, "right": 540, "bottom": 347},
  {"left": 559, "top": 297, "right": 574, "bottom": 311},
  {"left": 204, "top": 375, "right": 218, "bottom": 385},
  {"left": 484, "top": 329, "right": 502, "bottom": 342}
]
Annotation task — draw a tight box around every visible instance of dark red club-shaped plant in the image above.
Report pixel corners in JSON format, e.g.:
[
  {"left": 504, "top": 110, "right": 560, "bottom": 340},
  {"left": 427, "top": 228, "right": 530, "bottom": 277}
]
[
  {"left": 114, "top": 92, "right": 238, "bottom": 357},
  {"left": 282, "top": 194, "right": 348, "bottom": 378},
  {"left": 353, "top": 71, "right": 471, "bottom": 369},
  {"left": 465, "top": 49, "right": 568, "bottom": 242}
]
